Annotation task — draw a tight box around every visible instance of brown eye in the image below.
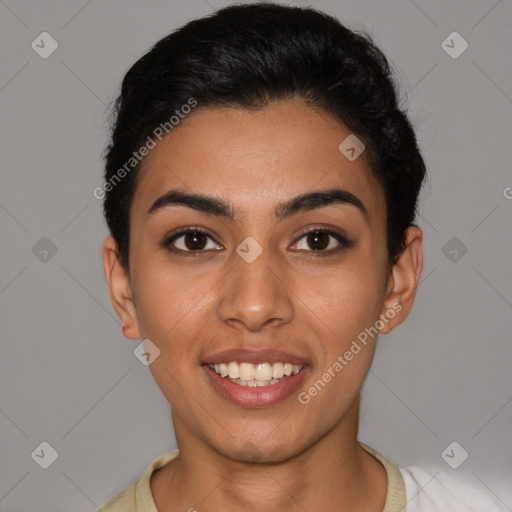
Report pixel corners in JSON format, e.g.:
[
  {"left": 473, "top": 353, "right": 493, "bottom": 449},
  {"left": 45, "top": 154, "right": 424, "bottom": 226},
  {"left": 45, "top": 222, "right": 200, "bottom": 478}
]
[
  {"left": 305, "top": 231, "right": 330, "bottom": 251},
  {"left": 165, "top": 229, "right": 223, "bottom": 252},
  {"left": 183, "top": 231, "right": 207, "bottom": 250},
  {"left": 292, "top": 228, "right": 353, "bottom": 254}
]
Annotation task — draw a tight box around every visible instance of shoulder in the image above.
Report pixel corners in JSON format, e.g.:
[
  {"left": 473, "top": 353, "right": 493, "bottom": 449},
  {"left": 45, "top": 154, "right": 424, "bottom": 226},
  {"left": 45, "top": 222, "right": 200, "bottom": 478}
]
[
  {"left": 98, "top": 484, "right": 136, "bottom": 512},
  {"left": 97, "top": 450, "right": 179, "bottom": 512},
  {"left": 399, "top": 465, "right": 509, "bottom": 512}
]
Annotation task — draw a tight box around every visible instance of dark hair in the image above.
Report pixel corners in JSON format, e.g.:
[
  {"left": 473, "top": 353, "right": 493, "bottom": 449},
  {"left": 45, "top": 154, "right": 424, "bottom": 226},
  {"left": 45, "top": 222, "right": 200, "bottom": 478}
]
[{"left": 103, "top": 2, "right": 426, "bottom": 272}]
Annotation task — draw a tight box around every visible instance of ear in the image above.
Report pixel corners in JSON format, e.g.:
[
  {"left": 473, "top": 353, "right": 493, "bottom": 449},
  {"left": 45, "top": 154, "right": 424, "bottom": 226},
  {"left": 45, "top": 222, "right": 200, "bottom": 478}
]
[
  {"left": 378, "top": 226, "right": 423, "bottom": 334},
  {"left": 102, "top": 236, "right": 141, "bottom": 340}
]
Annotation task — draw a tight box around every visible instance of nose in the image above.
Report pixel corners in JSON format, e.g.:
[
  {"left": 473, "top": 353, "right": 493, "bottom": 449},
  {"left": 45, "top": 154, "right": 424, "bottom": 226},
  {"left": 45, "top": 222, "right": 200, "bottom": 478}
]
[{"left": 217, "top": 246, "right": 294, "bottom": 332}]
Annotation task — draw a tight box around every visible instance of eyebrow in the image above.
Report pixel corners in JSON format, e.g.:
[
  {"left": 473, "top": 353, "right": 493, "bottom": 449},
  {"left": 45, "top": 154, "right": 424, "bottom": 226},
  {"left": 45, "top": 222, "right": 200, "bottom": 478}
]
[{"left": 148, "top": 187, "right": 369, "bottom": 223}]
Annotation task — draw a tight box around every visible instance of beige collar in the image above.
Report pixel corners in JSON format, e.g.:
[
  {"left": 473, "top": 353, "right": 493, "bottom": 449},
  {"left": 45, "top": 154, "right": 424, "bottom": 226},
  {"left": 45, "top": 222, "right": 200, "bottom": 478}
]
[{"left": 359, "top": 442, "right": 407, "bottom": 511}]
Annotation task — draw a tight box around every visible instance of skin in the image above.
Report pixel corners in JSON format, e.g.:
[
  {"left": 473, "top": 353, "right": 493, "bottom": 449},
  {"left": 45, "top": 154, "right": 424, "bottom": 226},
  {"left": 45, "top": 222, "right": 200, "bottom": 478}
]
[{"left": 103, "top": 99, "right": 423, "bottom": 511}]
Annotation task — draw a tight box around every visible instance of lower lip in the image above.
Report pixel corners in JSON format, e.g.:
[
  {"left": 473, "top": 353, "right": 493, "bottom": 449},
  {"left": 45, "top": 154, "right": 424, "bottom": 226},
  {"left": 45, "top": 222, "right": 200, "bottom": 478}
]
[{"left": 202, "top": 365, "right": 309, "bottom": 407}]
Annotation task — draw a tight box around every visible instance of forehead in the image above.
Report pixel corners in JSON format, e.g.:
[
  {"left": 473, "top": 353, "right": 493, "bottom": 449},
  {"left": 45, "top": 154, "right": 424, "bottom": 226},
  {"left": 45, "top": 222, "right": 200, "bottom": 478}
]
[{"left": 132, "top": 100, "right": 385, "bottom": 223}]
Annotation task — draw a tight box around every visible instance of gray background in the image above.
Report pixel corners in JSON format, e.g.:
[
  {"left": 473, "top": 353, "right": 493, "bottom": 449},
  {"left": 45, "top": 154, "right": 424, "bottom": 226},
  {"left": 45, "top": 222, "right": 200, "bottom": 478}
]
[{"left": 1, "top": 0, "right": 511, "bottom": 510}]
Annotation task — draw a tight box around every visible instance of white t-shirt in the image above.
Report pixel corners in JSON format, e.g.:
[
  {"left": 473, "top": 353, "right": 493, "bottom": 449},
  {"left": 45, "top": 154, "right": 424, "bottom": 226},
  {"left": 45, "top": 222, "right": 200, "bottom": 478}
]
[
  {"left": 98, "top": 442, "right": 509, "bottom": 511},
  {"left": 399, "top": 464, "right": 509, "bottom": 512}
]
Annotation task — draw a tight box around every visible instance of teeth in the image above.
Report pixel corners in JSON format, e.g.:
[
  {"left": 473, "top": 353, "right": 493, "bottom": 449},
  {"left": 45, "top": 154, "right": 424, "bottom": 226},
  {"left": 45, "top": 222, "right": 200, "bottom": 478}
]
[
  {"left": 209, "top": 361, "right": 304, "bottom": 384},
  {"left": 219, "top": 363, "right": 229, "bottom": 377},
  {"left": 272, "top": 362, "right": 284, "bottom": 378},
  {"left": 255, "top": 362, "right": 273, "bottom": 381},
  {"left": 228, "top": 362, "right": 239, "bottom": 379},
  {"left": 239, "top": 362, "right": 255, "bottom": 381},
  {"left": 228, "top": 377, "right": 282, "bottom": 387}
]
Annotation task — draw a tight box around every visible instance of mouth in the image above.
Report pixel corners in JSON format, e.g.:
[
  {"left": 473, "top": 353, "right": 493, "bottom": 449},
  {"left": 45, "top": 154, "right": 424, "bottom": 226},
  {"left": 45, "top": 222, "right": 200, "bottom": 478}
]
[
  {"left": 202, "top": 348, "right": 309, "bottom": 407},
  {"left": 207, "top": 361, "right": 303, "bottom": 387}
]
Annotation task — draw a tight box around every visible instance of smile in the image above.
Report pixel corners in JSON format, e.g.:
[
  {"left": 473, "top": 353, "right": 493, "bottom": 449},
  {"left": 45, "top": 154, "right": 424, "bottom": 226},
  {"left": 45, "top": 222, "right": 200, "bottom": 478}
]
[{"left": 208, "top": 362, "right": 304, "bottom": 387}]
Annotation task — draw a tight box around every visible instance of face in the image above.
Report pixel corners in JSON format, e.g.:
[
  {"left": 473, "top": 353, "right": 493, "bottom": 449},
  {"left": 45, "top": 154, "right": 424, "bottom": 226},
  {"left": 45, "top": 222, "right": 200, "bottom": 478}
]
[{"left": 104, "top": 99, "right": 422, "bottom": 463}]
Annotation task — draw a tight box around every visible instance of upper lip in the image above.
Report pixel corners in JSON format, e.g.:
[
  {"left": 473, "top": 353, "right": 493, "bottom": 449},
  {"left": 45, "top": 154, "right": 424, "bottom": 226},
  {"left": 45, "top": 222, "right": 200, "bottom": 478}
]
[{"left": 202, "top": 348, "right": 309, "bottom": 366}]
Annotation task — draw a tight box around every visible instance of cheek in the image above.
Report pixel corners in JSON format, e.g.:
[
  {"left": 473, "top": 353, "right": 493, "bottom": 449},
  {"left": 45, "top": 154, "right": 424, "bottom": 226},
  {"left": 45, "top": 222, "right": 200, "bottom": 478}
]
[
  {"left": 132, "top": 257, "right": 214, "bottom": 342},
  {"left": 299, "top": 259, "right": 385, "bottom": 344},
  {"left": 294, "top": 270, "right": 382, "bottom": 427},
  {"left": 133, "top": 265, "right": 214, "bottom": 413},
  {"left": 293, "top": 257, "right": 384, "bottom": 407}
]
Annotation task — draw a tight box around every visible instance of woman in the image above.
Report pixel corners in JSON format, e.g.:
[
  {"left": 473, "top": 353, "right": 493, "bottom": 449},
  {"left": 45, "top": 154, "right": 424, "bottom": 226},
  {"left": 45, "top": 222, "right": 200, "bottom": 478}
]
[{"left": 99, "top": 3, "right": 505, "bottom": 511}]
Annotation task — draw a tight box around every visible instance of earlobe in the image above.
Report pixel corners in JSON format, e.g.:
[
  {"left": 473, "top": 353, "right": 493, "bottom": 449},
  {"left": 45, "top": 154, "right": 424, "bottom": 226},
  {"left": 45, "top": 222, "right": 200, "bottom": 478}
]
[
  {"left": 102, "top": 236, "right": 141, "bottom": 340},
  {"left": 379, "top": 226, "right": 423, "bottom": 334}
]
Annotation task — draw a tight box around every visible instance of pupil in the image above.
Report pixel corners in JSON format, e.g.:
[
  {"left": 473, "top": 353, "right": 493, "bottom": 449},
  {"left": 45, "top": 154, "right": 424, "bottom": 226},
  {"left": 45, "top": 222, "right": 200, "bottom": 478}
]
[
  {"left": 185, "top": 231, "right": 207, "bottom": 250},
  {"left": 308, "top": 232, "right": 328, "bottom": 250}
]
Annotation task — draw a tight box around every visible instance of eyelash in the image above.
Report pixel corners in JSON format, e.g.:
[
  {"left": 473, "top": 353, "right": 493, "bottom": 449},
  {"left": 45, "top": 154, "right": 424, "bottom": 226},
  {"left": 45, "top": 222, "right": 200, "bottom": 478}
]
[{"left": 162, "top": 226, "right": 354, "bottom": 257}]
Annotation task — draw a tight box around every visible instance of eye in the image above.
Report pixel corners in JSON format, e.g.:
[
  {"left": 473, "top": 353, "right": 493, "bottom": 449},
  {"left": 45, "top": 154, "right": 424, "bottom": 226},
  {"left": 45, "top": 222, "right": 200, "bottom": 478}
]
[
  {"left": 164, "top": 228, "right": 223, "bottom": 253},
  {"left": 291, "top": 228, "right": 353, "bottom": 254},
  {"left": 163, "top": 226, "right": 352, "bottom": 256}
]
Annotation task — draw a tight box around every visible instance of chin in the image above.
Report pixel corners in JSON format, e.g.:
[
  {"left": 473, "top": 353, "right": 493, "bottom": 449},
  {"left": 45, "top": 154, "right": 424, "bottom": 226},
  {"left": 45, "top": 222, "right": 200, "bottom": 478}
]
[{"left": 217, "top": 434, "right": 306, "bottom": 464}]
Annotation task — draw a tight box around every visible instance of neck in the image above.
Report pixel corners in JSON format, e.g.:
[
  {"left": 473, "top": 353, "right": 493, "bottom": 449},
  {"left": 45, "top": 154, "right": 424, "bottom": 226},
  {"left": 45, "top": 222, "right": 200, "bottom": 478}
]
[{"left": 151, "top": 398, "right": 388, "bottom": 511}]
